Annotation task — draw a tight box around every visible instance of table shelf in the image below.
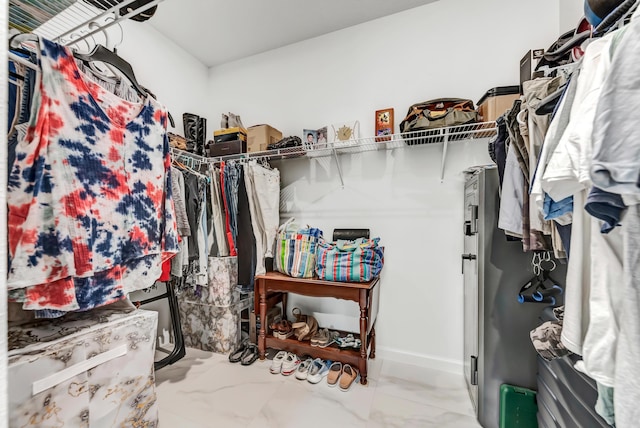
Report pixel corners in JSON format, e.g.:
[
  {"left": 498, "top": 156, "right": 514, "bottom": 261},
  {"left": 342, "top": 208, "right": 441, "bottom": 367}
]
[{"left": 256, "top": 272, "right": 380, "bottom": 385}]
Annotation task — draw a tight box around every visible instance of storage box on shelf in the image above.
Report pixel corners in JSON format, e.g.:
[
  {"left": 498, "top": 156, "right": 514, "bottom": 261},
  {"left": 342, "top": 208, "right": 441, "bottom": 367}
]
[
  {"left": 208, "top": 139, "right": 247, "bottom": 157},
  {"left": 213, "top": 127, "right": 247, "bottom": 144},
  {"left": 477, "top": 86, "right": 521, "bottom": 122},
  {"left": 8, "top": 308, "right": 159, "bottom": 427},
  {"left": 247, "top": 124, "right": 283, "bottom": 153}
]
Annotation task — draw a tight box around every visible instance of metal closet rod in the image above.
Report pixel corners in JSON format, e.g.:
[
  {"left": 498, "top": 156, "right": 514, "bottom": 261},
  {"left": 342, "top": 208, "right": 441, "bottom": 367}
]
[
  {"left": 170, "top": 147, "right": 266, "bottom": 165},
  {"left": 8, "top": 52, "right": 39, "bottom": 71}
]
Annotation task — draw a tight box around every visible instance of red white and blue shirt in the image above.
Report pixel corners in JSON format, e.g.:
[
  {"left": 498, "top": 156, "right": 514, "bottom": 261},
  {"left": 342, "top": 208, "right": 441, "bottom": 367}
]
[{"left": 8, "top": 38, "right": 178, "bottom": 312}]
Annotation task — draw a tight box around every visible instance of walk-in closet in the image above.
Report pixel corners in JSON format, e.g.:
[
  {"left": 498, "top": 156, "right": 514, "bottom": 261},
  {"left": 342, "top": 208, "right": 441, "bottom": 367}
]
[{"left": 1, "top": 0, "right": 637, "bottom": 426}]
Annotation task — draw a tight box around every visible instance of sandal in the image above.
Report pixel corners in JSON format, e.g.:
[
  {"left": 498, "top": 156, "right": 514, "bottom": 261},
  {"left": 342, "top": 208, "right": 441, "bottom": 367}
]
[
  {"left": 291, "top": 308, "right": 318, "bottom": 341},
  {"left": 240, "top": 344, "right": 260, "bottom": 366},
  {"left": 229, "top": 341, "right": 250, "bottom": 363},
  {"left": 318, "top": 330, "right": 340, "bottom": 348},
  {"left": 310, "top": 328, "right": 328, "bottom": 347},
  {"left": 336, "top": 334, "right": 361, "bottom": 349},
  {"left": 339, "top": 364, "right": 360, "bottom": 391}
]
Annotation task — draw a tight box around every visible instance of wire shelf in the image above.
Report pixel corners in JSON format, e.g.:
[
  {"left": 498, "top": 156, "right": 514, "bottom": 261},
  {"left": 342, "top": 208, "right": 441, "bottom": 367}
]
[
  {"left": 197, "top": 121, "right": 498, "bottom": 164},
  {"left": 8, "top": 0, "right": 164, "bottom": 46},
  {"left": 171, "top": 121, "right": 497, "bottom": 184}
]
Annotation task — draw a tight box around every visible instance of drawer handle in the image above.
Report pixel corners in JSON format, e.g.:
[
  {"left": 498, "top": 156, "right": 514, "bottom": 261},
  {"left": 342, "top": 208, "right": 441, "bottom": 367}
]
[{"left": 32, "top": 344, "right": 128, "bottom": 396}]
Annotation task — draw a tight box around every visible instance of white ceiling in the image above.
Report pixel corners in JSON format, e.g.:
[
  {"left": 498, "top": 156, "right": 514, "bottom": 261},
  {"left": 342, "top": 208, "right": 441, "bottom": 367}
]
[{"left": 149, "top": 0, "right": 439, "bottom": 67}]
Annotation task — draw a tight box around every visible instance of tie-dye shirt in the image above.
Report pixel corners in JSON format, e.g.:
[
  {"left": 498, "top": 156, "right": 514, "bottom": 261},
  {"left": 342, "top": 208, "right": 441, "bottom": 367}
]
[{"left": 8, "top": 38, "right": 179, "bottom": 312}]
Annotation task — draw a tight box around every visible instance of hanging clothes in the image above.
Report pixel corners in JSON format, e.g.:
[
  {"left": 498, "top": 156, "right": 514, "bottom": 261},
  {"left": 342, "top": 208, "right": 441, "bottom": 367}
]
[
  {"left": 224, "top": 162, "right": 240, "bottom": 254},
  {"left": 246, "top": 161, "right": 281, "bottom": 272},
  {"left": 209, "top": 165, "right": 229, "bottom": 257},
  {"left": 236, "top": 164, "right": 256, "bottom": 291},
  {"left": 7, "top": 38, "right": 178, "bottom": 312},
  {"left": 589, "top": 18, "right": 640, "bottom": 427}
]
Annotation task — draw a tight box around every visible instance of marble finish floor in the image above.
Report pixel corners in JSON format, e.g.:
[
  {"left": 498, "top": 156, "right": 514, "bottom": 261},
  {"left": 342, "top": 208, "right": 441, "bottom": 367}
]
[{"left": 155, "top": 348, "right": 481, "bottom": 428}]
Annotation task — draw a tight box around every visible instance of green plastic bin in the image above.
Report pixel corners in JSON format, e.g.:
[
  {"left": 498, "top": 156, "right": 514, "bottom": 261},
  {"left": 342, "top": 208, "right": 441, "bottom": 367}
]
[{"left": 500, "top": 384, "right": 538, "bottom": 428}]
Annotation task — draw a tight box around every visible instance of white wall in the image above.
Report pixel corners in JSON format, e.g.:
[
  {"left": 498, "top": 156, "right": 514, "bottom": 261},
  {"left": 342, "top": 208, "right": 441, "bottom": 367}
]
[
  {"left": 206, "top": 0, "right": 561, "bottom": 371},
  {"left": 560, "top": 0, "right": 585, "bottom": 33}
]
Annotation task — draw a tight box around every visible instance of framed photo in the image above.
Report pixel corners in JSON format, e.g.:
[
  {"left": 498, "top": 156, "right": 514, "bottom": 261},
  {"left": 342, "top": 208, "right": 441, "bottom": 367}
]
[
  {"left": 303, "top": 129, "right": 318, "bottom": 150},
  {"left": 316, "top": 127, "right": 328, "bottom": 148},
  {"left": 375, "top": 108, "right": 394, "bottom": 142}
]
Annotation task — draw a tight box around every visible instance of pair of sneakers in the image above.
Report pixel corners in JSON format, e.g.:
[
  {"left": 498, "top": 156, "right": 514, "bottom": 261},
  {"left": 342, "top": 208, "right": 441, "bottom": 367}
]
[
  {"left": 270, "top": 351, "right": 300, "bottom": 376},
  {"left": 294, "top": 358, "right": 332, "bottom": 383}
]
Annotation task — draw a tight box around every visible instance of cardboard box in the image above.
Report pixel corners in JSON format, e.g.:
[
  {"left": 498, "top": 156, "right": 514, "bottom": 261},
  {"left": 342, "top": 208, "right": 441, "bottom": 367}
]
[
  {"left": 247, "top": 125, "right": 283, "bottom": 153},
  {"left": 208, "top": 139, "right": 246, "bottom": 157},
  {"left": 213, "top": 127, "right": 247, "bottom": 144},
  {"left": 477, "top": 86, "right": 521, "bottom": 122}
]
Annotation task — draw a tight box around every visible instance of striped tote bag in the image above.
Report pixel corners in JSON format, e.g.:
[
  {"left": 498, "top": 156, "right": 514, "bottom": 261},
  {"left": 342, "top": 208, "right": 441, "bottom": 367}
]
[
  {"left": 316, "top": 238, "right": 384, "bottom": 282},
  {"left": 274, "top": 219, "right": 323, "bottom": 278}
]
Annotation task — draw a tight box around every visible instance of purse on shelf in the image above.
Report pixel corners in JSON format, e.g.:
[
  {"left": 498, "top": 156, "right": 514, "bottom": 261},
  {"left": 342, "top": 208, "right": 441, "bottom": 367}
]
[
  {"left": 399, "top": 98, "right": 478, "bottom": 133},
  {"left": 273, "top": 218, "right": 323, "bottom": 279},
  {"left": 316, "top": 238, "right": 384, "bottom": 283}
]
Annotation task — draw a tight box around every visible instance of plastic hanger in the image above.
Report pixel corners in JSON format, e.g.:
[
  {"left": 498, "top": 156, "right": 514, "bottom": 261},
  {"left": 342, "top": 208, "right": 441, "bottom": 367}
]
[
  {"left": 594, "top": 0, "right": 640, "bottom": 35},
  {"left": 74, "top": 44, "right": 148, "bottom": 98},
  {"left": 517, "top": 253, "right": 562, "bottom": 305}
]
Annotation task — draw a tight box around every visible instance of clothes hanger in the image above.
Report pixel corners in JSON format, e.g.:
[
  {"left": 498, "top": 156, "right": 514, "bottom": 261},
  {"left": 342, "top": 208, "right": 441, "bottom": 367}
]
[
  {"left": 173, "top": 156, "right": 210, "bottom": 182},
  {"left": 73, "top": 44, "right": 148, "bottom": 98},
  {"left": 517, "top": 253, "right": 561, "bottom": 305},
  {"left": 533, "top": 270, "right": 564, "bottom": 302},
  {"left": 594, "top": 0, "right": 640, "bottom": 35}
]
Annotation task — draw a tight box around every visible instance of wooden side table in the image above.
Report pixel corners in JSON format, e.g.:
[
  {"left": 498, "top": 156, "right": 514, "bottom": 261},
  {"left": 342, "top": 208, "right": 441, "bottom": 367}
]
[{"left": 255, "top": 272, "right": 381, "bottom": 385}]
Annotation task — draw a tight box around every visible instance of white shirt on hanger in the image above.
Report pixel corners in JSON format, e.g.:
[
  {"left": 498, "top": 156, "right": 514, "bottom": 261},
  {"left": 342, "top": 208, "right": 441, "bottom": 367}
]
[
  {"left": 498, "top": 145, "right": 525, "bottom": 236},
  {"left": 539, "top": 35, "right": 627, "bottom": 375}
]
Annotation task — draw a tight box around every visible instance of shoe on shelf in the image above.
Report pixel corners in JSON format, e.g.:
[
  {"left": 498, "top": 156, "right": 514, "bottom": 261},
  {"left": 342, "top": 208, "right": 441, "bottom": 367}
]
[
  {"left": 281, "top": 353, "right": 301, "bottom": 376},
  {"left": 271, "top": 320, "right": 293, "bottom": 340},
  {"left": 270, "top": 350, "right": 288, "bottom": 374},
  {"left": 336, "top": 334, "right": 361, "bottom": 349},
  {"left": 310, "top": 328, "right": 328, "bottom": 347},
  {"left": 339, "top": 364, "right": 360, "bottom": 392},
  {"left": 327, "top": 362, "right": 343, "bottom": 387},
  {"left": 318, "top": 330, "right": 340, "bottom": 348},
  {"left": 295, "top": 358, "right": 314, "bottom": 380},
  {"left": 228, "top": 341, "right": 250, "bottom": 363},
  {"left": 307, "top": 358, "right": 332, "bottom": 384}
]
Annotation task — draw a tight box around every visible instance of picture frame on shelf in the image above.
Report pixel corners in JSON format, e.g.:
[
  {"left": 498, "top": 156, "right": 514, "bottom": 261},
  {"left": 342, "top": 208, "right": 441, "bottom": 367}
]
[
  {"left": 316, "top": 127, "right": 328, "bottom": 148},
  {"left": 375, "top": 108, "right": 394, "bottom": 142},
  {"left": 303, "top": 129, "right": 318, "bottom": 151}
]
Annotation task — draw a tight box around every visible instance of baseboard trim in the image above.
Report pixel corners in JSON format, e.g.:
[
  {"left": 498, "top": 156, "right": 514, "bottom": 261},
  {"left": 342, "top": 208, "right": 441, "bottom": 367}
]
[{"left": 376, "top": 346, "right": 463, "bottom": 375}]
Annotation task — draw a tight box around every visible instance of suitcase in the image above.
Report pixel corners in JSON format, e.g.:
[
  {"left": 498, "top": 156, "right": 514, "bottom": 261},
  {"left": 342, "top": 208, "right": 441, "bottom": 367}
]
[{"left": 477, "top": 86, "right": 520, "bottom": 122}]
